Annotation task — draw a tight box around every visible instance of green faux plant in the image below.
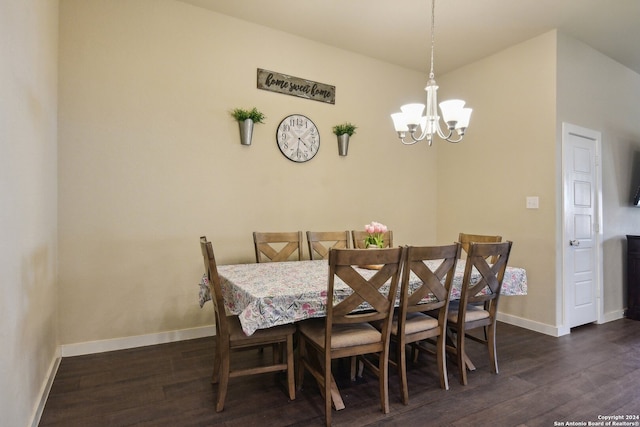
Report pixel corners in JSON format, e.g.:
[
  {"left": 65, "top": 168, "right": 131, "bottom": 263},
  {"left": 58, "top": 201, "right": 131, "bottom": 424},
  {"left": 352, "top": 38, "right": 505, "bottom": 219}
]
[
  {"left": 230, "top": 107, "right": 266, "bottom": 124},
  {"left": 332, "top": 122, "right": 357, "bottom": 136}
]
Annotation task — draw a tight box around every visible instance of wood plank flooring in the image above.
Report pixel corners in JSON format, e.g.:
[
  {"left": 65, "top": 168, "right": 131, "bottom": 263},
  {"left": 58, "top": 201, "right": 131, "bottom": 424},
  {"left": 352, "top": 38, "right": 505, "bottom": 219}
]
[{"left": 39, "top": 319, "right": 640, "bottom": 426}]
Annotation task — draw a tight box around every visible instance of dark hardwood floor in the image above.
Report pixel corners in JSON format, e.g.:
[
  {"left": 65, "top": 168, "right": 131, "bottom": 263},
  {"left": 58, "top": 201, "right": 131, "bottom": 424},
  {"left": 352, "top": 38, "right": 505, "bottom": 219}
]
[{"left": 39, "top": 319, "right": 640, "bottom": 426}]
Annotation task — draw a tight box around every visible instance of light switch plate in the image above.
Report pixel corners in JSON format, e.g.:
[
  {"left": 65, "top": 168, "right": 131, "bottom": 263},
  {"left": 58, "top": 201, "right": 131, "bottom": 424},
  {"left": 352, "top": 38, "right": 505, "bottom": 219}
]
[{"left": 526, "top": 196, "right": 539, "bottom": 209}]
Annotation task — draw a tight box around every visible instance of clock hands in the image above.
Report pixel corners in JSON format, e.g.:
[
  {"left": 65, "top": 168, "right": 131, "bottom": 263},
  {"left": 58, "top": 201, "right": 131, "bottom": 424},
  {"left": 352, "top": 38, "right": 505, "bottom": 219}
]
[{"left": 295, "top": 138, "right": 301, "bottom": 159}]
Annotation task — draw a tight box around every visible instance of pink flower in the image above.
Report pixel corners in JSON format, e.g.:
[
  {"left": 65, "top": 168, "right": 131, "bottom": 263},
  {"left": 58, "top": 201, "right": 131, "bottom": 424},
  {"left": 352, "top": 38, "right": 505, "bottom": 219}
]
[{"left": 364, "top": 221, "right": 388, "bottom": 248}]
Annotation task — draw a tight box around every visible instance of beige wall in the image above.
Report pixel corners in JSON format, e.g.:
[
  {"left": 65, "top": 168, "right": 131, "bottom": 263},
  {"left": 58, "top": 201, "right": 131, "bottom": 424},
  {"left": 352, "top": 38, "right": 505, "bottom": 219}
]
[
  {"left": 56, "top": 1, "right": 640, "bottom": 348},
  {"left": 57, "top": 0, "right": 436, "bottom": 345},
  {"left": 0, "top": 1, "right": 59, "bottom": 426},
  {"left": 436, "top": 29, "right": 640, "bottom": 333},
  {"left": 436, "top": 32, "right": 558, "bottom": 327},
  {"left": 557, "top": 32, "right": 640, "bottom": 319}
]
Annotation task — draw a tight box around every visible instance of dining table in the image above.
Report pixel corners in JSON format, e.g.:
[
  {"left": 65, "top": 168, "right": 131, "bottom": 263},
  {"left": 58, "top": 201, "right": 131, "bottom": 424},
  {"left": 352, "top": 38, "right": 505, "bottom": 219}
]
[
  {"left": 198, "top": 258, "right": 527, "bottom": 410},
  {"left": 199, "top": 258, "right": 528, "bottom": 336}
]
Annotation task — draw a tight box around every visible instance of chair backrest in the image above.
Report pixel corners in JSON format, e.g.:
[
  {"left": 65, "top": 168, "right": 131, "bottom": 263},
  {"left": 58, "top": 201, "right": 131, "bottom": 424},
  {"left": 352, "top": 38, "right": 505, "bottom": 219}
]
[
  {"left": 253, "top": 231, "right": 303, "bottom": 263},
  {"left": 200, "top": 236, "right": 230, "bottom": 340},
  {"left": 306, "top": 231, "right": 351, "bottom": 260},
  {"left": 399, "top": 243, "right": 461, "bottom": 325},
  {"left": 458, "top": 241, "right": 513, "bottom": 318},
  {"left": 351, "top": 230, "right": 394, "bottom": 249},
  {"left": 326, "top": 247, "right": 404, "bottom": 348},
  {"left": 458, "top": 233, "right": 502, "bottom": 263}
]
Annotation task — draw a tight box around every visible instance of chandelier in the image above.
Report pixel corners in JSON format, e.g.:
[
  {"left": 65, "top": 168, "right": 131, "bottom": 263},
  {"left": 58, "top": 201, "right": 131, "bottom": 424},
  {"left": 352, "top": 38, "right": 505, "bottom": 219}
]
[{"left": 390, "top": 0, "right": 472, "bottom": 146}]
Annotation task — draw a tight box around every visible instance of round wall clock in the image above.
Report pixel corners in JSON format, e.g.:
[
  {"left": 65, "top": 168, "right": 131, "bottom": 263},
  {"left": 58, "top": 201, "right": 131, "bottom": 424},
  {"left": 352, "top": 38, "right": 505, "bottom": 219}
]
[{"left": 276, "top": 114, "right": 320, "bottom": 163}]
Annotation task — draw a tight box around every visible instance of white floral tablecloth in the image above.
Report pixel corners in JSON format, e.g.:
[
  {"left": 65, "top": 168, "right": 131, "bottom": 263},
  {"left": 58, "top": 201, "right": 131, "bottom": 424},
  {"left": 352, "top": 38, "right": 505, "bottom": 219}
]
[{"left": 199, "top": 259, "right": 527, "bottom": 336}]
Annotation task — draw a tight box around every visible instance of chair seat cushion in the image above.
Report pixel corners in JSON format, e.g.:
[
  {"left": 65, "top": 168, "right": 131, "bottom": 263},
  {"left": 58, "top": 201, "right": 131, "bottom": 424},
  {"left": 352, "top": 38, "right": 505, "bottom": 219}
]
[
  {"left": 227, "top": 315, "right": 296, "bottom": 341},
  {"left": 298, "top": 319, "right": 382, "bottom": 348},
  {"left": 392, "top": 312, "right": 439, "bottom": 335},
  {"left": 447, "top": 302, "right": 490, "bottom": 323}
]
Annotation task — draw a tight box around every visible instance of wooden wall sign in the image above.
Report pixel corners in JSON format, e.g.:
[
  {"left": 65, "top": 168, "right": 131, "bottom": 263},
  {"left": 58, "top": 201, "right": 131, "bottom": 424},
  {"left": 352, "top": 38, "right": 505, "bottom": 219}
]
[{"left": 257, "top": 68, "right": 335, "bottom": 104}]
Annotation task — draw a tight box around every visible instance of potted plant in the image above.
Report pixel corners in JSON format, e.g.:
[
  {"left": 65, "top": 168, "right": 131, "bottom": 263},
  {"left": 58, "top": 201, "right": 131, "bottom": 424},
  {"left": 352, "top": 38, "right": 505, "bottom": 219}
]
[
  {"left": 363, "top": 221, "right": 388, "bottom": 248},
  {"left": 332, "top": 122, "right": 357, "bottom": 156},
  {"left": 231, "top": 107, "right": 266, "bottom": 146}
]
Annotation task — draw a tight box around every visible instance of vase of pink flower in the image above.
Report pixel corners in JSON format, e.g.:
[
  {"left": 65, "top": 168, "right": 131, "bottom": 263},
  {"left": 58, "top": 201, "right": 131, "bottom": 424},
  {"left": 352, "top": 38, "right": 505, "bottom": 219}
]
[{"left": 364, "top": 221, "right": 387, "bottom": 248}]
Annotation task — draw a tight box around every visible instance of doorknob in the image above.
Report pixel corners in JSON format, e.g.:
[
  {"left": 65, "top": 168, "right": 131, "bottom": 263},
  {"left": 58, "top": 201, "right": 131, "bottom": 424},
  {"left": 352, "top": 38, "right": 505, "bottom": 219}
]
[{"left": 569, "top": 239, "right": 580, "bottom": 246}]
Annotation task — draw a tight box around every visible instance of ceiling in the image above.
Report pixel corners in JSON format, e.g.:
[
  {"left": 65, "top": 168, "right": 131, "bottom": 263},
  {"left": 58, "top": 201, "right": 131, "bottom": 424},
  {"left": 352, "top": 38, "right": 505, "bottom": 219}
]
[{"left": 176, "top": 0, "right": 640, "bottom": 76}]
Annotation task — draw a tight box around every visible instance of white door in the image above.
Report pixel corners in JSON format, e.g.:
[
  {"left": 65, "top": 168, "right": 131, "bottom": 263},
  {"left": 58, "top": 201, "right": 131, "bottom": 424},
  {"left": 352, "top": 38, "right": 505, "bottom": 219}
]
[{"left": 562, "top": 123, "right": 602, "bottom": 330}]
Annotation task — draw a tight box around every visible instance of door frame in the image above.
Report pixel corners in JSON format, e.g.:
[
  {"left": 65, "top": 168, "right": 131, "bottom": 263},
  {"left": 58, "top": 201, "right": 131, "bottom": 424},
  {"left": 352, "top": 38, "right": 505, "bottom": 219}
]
[{"left": 559, "top": 122, "right": 604, "bottom": 336}]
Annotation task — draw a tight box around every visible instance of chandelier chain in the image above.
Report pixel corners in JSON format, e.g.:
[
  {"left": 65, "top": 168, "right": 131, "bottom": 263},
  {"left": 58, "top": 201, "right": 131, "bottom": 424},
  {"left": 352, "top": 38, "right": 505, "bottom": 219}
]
[{"left": 429, "top": 0, "right": 436, "bottom": 80}]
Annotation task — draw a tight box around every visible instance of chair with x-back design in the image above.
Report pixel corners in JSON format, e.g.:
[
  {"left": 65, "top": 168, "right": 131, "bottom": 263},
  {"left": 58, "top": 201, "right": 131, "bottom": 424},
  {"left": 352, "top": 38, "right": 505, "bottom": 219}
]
[
  {"left": 253, "top": 231, "right": 303, "bottom": 263},
  {"left": 199, "top": 236, "right": 296, "bottom": 411},
  {"left": 446, "top": 241, "right": 512, "bottom": 385},
  {"left": 296, "top": 247, "right": 404, "bottom": 426},
  {"left": 391, "top": 243, "right": 460, "bottom": 403},
  {"left": 306, "top": 231, "right": 351, "bottom": 260},
  {"left": 458, "top": 233, "right": 502, "bottom": 264}
]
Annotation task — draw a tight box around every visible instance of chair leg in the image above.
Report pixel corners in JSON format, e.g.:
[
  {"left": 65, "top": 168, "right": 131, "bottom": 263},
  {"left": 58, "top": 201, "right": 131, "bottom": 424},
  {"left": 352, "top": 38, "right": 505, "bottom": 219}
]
[
  {"left": 215, "top": 357, "right": 230, "bottom": 412},
  {"left": 487, "top": 322, "right": 499, "bottom": 374},
  {"left": 379, "top": 348, "right": 390, "bottom": 414},
  {"left": 436, "top": 332, "right": 449, "bottom": 390},
  {"left": 398, "top": 339, "right": 409, "bottom": 405},
  {"left": 286, "top": 335, "right": 296, "bottom": 400},
  {"left": 212, "top": 337, "right": 221, "bottom": 384},
  {"left": 324, "top": 354, "right": 332, "bottom": 427},
  {"left": 411, "top": 343, "right": 419, "bottom": 363},
  {"left": 296, "top": 335, "right": 306, "bottom": 391},
  {"left": 456, "top": 327, "right": 468, "bottom": 386},
  {"left": 350, "top": 356, "right": 357, "bottom": 381}
]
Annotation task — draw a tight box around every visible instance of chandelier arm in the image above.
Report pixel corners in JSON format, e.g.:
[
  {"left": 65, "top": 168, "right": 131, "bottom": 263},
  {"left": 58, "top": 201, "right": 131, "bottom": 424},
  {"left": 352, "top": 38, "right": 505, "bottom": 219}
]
[
  {"left": 395, "top": 132, "right": 420, "bottom": 145},
  {"left": 411, "top": 124, "right": 430, "bottom": 142},
  {"left": 400, "top": 136, "right": 420, "bottom": 145},
  {"left": 435, "top": 121, "right": 452, "bottom": 140},
  {"left": 444, "top": 132, "right": 464, "bottom": 143}
]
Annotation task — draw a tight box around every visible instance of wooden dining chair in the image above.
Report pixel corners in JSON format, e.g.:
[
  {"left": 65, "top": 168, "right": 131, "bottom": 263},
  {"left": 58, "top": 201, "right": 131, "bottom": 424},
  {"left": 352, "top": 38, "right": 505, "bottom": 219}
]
[
  {"left": 351, "top": 230, "right": 394, "bottom": 249},
  {"left": 458, "top": 232, "right": 502, "bottom": 263},
  {"left": 458, "top": 233, "right": 503, "bottom": 341},
  {"left": 296, "top": 247, "right": 404, "bottom": 426},
  {"left": 199, "top": 236, "right": 296, "bottom": 411},
  {"left": 391, "top": 243, "right": 460, "bottom": 404},
  {"left": 446, "top": 241, "right": 512, "bottom": 385},
  {"left": 253, "top": 231, "right": 303, "bottom": 263},
  {"left": 306, "top": 231, "right": 350, "bottom": 260}
]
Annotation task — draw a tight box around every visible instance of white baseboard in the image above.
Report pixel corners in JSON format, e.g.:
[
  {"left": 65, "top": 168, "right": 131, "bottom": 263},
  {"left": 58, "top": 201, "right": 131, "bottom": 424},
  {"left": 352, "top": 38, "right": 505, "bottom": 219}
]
[
  {"left": 498, "top": 309, "right": 627, "bottom": 337},
  {"left": 58, "top": 312, "right": 624, "bottom": 358},
  {"left": 60, "top": 325, "right": 216, "bottom": 357},
  {"left": 600, "top": 309, "right": 625, "bottom": 324},
  {"left": 497, "top": 312, "right": 565, "bottom": 337},
  {"left": 30, "top": 348, "right": 61, "bottom": 427}
]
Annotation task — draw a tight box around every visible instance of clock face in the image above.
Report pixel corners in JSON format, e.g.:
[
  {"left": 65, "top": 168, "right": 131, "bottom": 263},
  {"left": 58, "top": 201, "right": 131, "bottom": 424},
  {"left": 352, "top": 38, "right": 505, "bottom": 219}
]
[{"left": 276, "top": 114, "right": 320, "bottom": 163}]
